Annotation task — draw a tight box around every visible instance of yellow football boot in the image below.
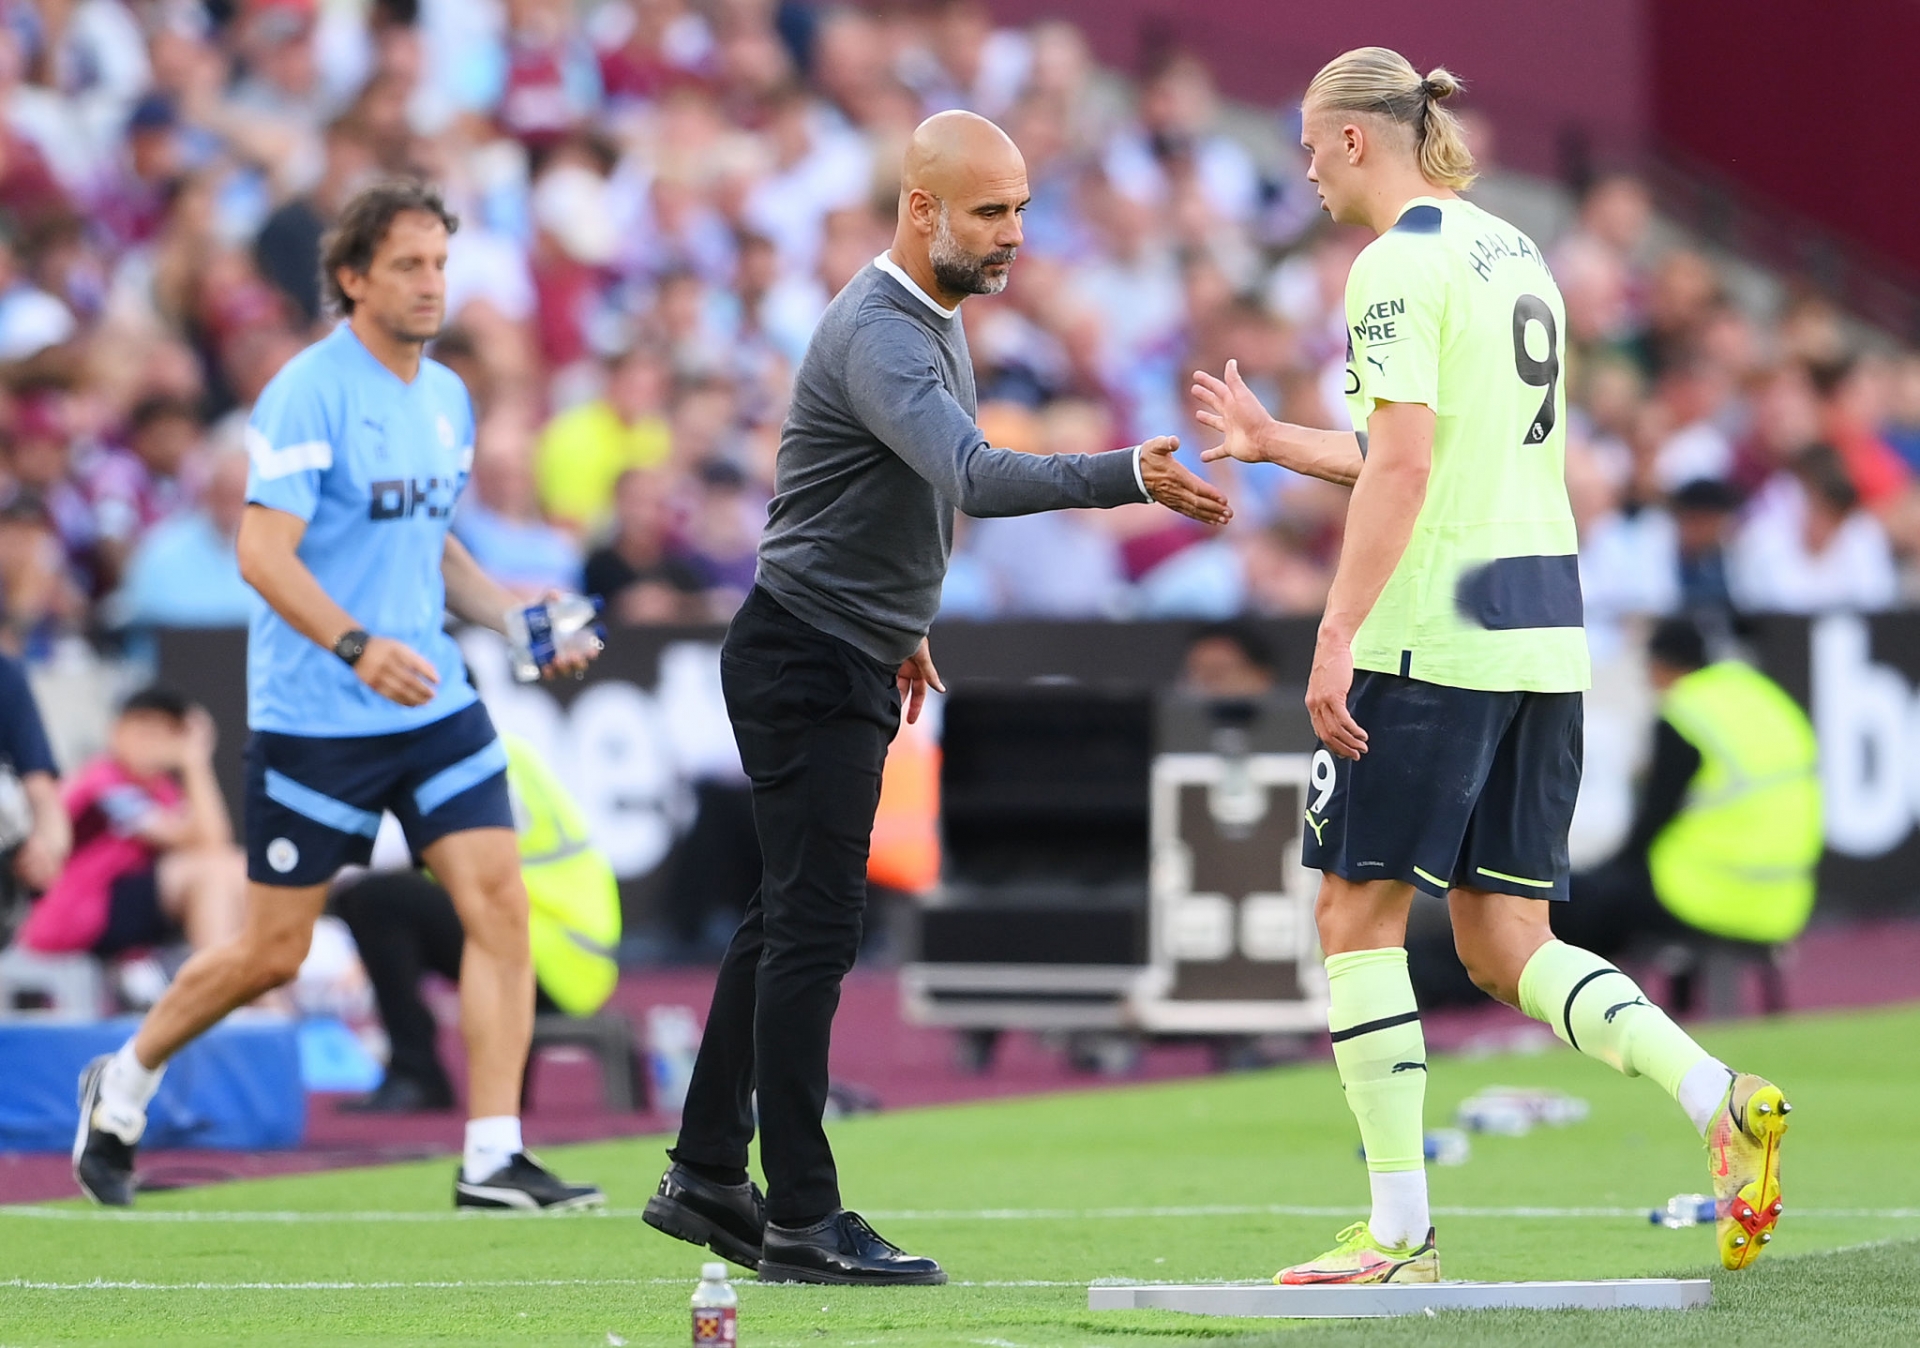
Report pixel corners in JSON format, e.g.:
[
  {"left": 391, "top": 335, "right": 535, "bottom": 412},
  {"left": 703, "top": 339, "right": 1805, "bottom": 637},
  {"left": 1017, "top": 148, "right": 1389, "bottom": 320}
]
[
  {"left": 1276, "top": 1222, "right": 1439, "bottom": 1285},
  {"left": 1709, "top": 1072, "right": 1790, "bottom": 1270}
]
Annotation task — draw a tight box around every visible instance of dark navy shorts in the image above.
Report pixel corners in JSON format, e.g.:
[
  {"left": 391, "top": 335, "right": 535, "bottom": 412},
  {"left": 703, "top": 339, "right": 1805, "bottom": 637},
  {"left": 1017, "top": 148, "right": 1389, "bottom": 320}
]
[
  {"left": 243, "top": 701, "right": 513, "bottom": 887},
  {"left": 1300, "top": 671, "right": 1583, "bottom": 901}
]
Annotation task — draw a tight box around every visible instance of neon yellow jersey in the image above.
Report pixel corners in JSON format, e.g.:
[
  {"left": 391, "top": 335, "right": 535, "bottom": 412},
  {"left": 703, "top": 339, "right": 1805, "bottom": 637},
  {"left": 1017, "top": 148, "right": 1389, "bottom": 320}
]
[{"left": 1342, "top": 196, "right": 1590, "bottom": 693}]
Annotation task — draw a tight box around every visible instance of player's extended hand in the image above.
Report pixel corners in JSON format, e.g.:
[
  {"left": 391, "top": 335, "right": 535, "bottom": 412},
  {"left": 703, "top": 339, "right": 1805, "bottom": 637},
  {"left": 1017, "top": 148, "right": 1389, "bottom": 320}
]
[
  {"left": 357, "top": 637, "right": 440, "bottom": 707},
  {"left": 1192, "top": 359, "right": 1277, "bottom": 466},
  {"left": 1139, "top": 436, "right": 1233, "bottom": 526},
  {"left": 897, "top": 638, "right": 945, "bottom": 725},
  {"left": 1306, "top": 631, "right": 1368, "bottom": 760}
]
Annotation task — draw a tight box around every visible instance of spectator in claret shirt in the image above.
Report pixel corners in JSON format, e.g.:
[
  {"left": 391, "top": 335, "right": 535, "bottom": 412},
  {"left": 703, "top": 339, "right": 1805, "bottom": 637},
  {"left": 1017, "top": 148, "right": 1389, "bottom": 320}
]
[
  {"left": 82, "top": 395, "right": 205, "bottom": 592},
  {"left": 496, "top": 0, "right": 605, "bottom": 149},
  {"left": 2, "top": 394, "right": 99, "bottom": 597},
  {"left": 93, "top": 95, "right": 183, "bottom": 255}
]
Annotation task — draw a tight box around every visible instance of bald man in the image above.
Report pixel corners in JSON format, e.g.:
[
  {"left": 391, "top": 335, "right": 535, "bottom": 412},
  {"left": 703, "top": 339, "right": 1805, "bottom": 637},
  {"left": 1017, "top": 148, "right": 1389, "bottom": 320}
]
[{"left": 642, "top": 112, "right": 1231, "bottom": 1285}]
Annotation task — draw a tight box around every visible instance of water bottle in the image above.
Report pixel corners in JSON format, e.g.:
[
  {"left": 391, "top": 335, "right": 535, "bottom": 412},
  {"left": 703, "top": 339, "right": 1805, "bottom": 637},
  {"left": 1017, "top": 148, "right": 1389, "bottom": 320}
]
[
  {"left": 648, "top": 1005, "right": 702, "bottom": 1113},
  {"left": 1649, "top": 1193, "right": 1716, "bottom": 1228},
  {"left": 1356, "top": 1129, "right": 1473, "bottom": 1167},
  {"left": 1426, "top": 1127, "right": 1472, "bottom": 1167},
  {"left": 505, "top": 594, "right": 604, "bottom": 683},
  {"left": 691, "top": 1261, "right": 738, "bottom": 1345},
  {"left": 1455, "top": 1093, "right": 1533, "bottom": 1136}
]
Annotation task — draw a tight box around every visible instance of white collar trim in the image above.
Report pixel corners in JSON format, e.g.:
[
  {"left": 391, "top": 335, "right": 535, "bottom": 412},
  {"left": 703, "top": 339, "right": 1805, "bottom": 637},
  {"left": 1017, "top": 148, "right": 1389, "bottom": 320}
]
[{"left": 873, "top": 252, "right": 956, "bottom": 320}]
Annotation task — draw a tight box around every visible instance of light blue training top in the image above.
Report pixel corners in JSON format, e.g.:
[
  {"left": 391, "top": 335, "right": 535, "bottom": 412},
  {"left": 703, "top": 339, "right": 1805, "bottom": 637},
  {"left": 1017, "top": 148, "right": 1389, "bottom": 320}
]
[{"left": 243, "top": 322, "right": 477, "bottom": 737}]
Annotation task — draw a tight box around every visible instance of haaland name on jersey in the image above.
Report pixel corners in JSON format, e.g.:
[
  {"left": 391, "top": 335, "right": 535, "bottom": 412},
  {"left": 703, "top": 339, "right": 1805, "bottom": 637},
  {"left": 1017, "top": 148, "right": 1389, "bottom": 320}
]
[
  {"left": 1342, "top": 196, "right": 1590, "bottom": 696},
  {"left": 1462, "top": 226, "right": 1547, "bottom": 284}
]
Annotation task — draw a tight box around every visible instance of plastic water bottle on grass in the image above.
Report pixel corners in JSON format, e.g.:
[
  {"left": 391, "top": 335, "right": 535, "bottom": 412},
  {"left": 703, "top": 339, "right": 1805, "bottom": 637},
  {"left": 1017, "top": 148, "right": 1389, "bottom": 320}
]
[
  {"left": 1650, "top": 1194, "right": 1715, "bottom": 1228},
  {"left": 649, "top": 1005, "right": 702, "bottom": 1112},
  {"left": 1426, "top": 1127, "right": 1472, "bottom": 1166},
  {"left": 691, "top": 1262, "right": 737, "bottom": 1345},
  {"left": 506, "top": 594, "right": 604, "bottom": 682}
]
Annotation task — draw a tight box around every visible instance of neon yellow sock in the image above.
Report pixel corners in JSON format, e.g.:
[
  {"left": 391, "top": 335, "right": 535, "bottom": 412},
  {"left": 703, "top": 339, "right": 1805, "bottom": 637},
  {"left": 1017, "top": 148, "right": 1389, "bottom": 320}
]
[
  {"left": 1517, "top": 939, "right": 1709, "bottom": 1100},
  {"left": 1326, "top": 948, "right": 1428, "bottom": 1174}
]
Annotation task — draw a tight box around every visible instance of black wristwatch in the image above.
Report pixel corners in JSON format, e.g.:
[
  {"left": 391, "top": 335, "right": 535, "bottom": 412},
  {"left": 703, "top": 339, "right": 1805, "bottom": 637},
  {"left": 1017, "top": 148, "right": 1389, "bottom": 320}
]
[{"left": 332, "top": 628, "right": 371, "bottom": 666}]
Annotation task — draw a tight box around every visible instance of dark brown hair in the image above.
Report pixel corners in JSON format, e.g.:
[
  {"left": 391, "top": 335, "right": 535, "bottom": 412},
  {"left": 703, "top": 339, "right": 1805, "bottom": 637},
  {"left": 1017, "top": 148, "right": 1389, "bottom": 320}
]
[{"left": 319, "top": 179, "right": 459, "bottom": 317}]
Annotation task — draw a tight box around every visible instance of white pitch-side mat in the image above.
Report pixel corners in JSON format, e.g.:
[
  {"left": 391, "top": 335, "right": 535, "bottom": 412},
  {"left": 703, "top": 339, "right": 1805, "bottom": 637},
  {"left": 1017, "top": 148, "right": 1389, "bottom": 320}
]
[{"left": 1088, "top": 1278, "right": 1711, "bottom": 1317}]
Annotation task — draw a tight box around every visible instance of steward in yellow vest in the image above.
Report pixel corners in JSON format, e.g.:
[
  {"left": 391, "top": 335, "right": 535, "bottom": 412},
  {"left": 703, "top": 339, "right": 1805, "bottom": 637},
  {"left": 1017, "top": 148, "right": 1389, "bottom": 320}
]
[
  {"left": 334, "top": 734, "right": 621, "bottom": 1113},
  {"left": 506, "top": 736, "right": 622, "bottom": 1016},
  {"left": 1555, "top": 618, "right": 1821, "bottom": 959}
]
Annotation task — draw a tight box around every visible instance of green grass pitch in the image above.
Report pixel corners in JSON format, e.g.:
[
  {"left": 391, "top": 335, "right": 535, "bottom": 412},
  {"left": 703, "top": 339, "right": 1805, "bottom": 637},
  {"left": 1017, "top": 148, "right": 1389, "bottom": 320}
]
[{"left": 4, "top": 1004, "right": 1919, "bottom": 1346}]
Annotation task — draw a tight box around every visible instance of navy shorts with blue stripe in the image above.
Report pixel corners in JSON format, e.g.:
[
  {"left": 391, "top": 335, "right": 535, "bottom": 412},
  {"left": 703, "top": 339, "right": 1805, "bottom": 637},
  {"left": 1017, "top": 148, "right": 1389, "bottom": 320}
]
[{"left": 243, "top": 700, "right": 513, "bottom": 887}]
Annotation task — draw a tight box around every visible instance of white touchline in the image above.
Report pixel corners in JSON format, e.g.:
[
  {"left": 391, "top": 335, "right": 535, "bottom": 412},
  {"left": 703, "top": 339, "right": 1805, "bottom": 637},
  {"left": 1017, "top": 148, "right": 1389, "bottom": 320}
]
[
  {"left": 3, "top": 1204, "right": 1919, "bottom": 1223},
  {"left": 0, "top": 1276, "right": 1159, "bottom": 1293}
]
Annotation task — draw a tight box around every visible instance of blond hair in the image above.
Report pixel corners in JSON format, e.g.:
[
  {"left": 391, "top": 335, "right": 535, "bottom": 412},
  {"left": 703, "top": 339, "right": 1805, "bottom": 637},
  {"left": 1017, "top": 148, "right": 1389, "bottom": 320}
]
[{"left": 1304, "top": 47, "right": 1477, "bottom": 191}]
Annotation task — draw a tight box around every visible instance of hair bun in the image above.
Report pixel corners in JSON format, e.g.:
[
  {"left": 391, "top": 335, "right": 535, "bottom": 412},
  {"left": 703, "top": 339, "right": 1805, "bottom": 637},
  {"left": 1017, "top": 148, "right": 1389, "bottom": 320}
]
[{"left": 1421, "top": 67, "right": 1461, "bottom": 101}]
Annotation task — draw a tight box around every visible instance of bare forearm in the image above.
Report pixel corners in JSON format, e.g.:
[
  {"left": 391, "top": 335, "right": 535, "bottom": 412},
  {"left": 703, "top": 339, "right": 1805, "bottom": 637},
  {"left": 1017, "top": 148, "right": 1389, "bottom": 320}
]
[
  {"left": 1322, "top": 460, "right": 1428, "bottom": 642},
  {"left": 245, "top": 547, "right": 362, "bottom": 651},
  {"left": 177, "top": 762, "right": 233, "bottom": 849},
  {"left": 441, "top": 536, "right": 513, "bottom": 633},
  {"left": 1262, "top": 423, "right": 1366, "bottom": 487},
  {"left": 24, "top": 773, "right": 67, "bottom": 847}
]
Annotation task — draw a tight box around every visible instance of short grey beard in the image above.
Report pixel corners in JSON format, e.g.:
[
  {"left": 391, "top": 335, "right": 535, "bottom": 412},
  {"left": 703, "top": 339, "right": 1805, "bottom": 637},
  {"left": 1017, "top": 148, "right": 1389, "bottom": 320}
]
[{"left": 929, "top": 203, "right": 1014, "bottom": 297}]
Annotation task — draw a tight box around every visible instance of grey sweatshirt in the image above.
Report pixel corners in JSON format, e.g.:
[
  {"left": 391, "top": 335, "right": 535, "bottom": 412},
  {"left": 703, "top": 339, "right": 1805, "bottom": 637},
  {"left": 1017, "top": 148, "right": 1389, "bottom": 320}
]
[{"left": 755, "top": 258, "right": 1150, "bottom": 664}]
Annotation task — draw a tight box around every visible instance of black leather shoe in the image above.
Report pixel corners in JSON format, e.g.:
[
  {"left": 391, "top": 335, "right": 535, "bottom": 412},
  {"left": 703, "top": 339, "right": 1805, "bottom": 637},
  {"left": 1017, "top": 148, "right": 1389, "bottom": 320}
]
[
  {"left": 339, "top": 1075, "right": 456, "bottom": 1114},
  {"left": 643, "top": 1164, "right": 767, "bottom": 1269},
  {"left": 758, "top": 1210, "right": 947, "bottom": 1285}
]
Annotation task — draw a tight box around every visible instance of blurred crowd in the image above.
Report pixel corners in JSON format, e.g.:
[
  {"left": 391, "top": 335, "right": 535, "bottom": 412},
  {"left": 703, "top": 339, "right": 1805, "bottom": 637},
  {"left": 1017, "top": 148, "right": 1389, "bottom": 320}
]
[{"left": 1, "top": 0, "right": 1919, "bottom": 665}]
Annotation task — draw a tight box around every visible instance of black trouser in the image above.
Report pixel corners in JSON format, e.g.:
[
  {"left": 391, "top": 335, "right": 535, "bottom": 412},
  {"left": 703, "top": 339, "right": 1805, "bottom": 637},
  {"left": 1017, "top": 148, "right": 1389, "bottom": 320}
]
[
  {"left": 670, "top": 586, "right": 900, "bottom": 1225},
  {"left": 332, "top": 870, "right": 557, "bottom": 1093},
  {"left": 1551, "top": 858, "right": 1688, "bottom": 961}
]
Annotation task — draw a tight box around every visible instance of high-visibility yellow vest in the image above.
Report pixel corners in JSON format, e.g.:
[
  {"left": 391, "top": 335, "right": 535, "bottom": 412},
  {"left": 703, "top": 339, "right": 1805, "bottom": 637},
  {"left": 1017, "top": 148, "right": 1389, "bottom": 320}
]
[
  {"left": 504, "top": 735, "right": 621, "bottom": 1016},
  {"left": 1647, "top": 662, "right": 1822, "bottom": 945}
]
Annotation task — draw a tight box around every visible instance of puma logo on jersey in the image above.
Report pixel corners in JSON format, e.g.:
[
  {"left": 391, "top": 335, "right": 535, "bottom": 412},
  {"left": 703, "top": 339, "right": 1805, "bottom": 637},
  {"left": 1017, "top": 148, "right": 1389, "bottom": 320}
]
[
  {"left": 1391, "top": 1061, "right": 1428, "bottom": 1074},
  {"left": 1304, "top": 812, "right": 1328, "bottom": 844},
  {"left": 1367, "top": 354, "right": 1388, "bottom": 375}
]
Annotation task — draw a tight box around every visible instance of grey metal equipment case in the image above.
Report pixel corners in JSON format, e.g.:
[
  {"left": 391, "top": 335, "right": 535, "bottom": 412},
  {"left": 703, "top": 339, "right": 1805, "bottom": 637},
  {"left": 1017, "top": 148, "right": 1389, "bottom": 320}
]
[{"left": 902, "top": 686, "right": 1327, "bottom": 1069}]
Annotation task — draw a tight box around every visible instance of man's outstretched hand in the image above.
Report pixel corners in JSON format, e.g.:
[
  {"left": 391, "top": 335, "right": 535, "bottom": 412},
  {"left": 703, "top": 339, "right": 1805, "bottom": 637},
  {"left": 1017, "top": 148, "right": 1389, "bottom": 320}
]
[
  {"left": 1140, "top": 436, "right": 1232, "bottom": 526},
  {"left": 1192, "top": 359, "right": 1276, "bottom": 466}
]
